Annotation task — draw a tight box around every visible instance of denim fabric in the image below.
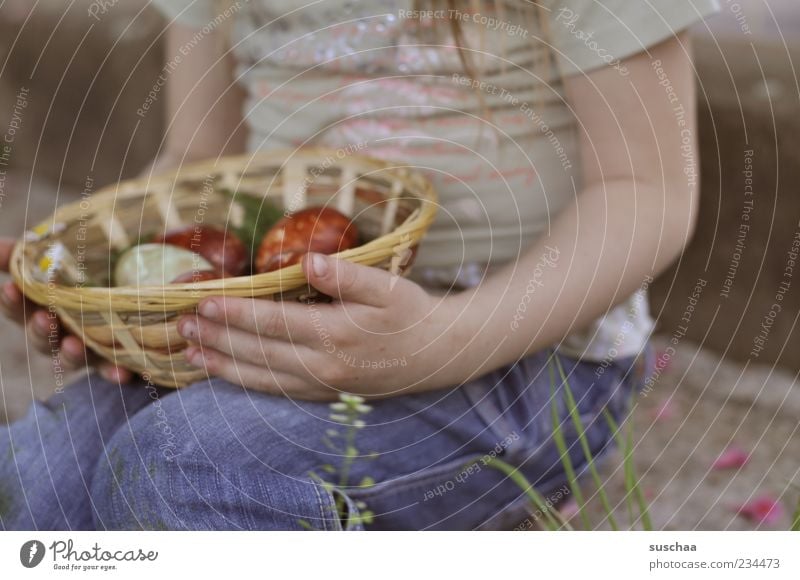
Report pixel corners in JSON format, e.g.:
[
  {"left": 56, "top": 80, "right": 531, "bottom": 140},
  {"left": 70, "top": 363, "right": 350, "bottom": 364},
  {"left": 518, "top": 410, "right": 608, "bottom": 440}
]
[
  {"left": 0, "top": 377, "right": 161, "bottom": 529},
  {"left": 0, "top": 348, "right": 652, "bottom": 530}
]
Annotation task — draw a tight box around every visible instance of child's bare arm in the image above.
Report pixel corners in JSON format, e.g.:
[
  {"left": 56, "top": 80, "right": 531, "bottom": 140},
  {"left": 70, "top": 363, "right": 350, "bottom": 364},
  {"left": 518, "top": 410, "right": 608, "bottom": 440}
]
[
  {"left": 146, "top": 21, "right": 248, "bottom": 173},
  {"left": 460, "top": 32, "right": 698, "bottom": 374}
]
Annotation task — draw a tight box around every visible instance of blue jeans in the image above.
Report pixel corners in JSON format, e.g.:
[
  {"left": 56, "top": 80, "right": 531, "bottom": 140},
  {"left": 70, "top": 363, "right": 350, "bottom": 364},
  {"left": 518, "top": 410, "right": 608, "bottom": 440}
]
[{"left": 0, "top": 349, "right": 651, "bottom": 530}]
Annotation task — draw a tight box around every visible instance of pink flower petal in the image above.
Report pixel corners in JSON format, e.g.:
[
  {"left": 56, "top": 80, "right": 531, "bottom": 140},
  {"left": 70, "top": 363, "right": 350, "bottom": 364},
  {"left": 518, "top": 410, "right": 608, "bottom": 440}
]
[
  {"left": 733, "top": 495, "right": 784, "bottom": 525},
  {"left": 654, "top": 349, "right": 672, "bottom": 373},
  {"left": 649, "top": 399, "right": 676, "bottom": 422},
  {"left": 712, "top": 445, "right": 750, "bottom": 471},
  {"left": 558, "top": 498, "right": 579, "bottom": 520}
]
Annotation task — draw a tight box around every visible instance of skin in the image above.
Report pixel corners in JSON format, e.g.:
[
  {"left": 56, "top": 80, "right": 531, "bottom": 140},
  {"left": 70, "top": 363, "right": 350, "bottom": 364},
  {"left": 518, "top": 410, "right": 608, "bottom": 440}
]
[{"left": 1, "top": 25, "right": 698, "bottom": 400}]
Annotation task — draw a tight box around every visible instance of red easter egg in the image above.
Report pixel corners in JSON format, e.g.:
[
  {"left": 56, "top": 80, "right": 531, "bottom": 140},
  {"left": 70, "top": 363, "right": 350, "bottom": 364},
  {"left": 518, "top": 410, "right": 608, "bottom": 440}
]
[
  {"left": 255, "top": 207, "right": 358, "bottom": 273},
  {"left": 157, "top": 225, "right": 248, "bottom": 276}
]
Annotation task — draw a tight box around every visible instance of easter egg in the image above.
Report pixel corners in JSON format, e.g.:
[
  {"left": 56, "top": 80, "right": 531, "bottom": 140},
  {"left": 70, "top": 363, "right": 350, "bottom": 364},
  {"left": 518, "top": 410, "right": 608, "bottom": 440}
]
[
  {"left": 114, "top": 243, "right": 213, "bottom": 287},
  {"left": 156, "top": 225, "right": 248, "bottom": 276},
  {"left": 255, "top": 207, "right": 358, "bottom": 273}
]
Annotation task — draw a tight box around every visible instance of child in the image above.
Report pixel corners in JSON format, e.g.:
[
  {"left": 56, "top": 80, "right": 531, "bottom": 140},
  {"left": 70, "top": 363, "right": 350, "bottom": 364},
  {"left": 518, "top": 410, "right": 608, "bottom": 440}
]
[{"left": 0, "top": 0, "right": 718, "bottom": 530}]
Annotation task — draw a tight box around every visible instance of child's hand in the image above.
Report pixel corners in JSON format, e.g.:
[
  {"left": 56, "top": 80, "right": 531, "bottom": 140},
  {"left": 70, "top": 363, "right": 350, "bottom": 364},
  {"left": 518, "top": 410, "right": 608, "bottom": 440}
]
[
  {"left": 0, "top": 238, "right": 133, "bottom": 383},
  {"left": 177, "top": 253, "right": 466, "bottom": 400}
]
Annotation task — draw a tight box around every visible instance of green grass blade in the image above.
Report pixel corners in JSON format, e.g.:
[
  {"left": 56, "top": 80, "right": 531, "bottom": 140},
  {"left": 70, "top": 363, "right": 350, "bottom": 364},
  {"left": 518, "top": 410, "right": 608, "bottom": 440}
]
[
  {"left": 625, "top": 408, "right": 653, "bottom": 531},
  {"left": 549, "top": 357, "right": 591, "bottom": 529},
  {"left": 603, "top": 408, "right": 636, "bottom": 526},
  {"left": 603, "top": 406, "right": 653, "bottom": 530},
  {"left": 480, "top": 456, "right": 573, "bottom": 531},
  {"left": 553, "top": 354, "right": 620, "bottom": 531}
]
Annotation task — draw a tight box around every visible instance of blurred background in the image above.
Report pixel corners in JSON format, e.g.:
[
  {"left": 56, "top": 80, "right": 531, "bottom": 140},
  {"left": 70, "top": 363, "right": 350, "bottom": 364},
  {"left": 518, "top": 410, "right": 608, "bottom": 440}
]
[{"left": 1, "top": 0, "right": 799, "bottom": 529}]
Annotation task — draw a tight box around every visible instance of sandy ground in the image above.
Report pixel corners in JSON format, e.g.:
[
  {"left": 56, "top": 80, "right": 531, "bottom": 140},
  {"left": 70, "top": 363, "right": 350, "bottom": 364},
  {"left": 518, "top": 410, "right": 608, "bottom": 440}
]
[{"left": 581, "top": 336, "right": 800, "bottom": 531}]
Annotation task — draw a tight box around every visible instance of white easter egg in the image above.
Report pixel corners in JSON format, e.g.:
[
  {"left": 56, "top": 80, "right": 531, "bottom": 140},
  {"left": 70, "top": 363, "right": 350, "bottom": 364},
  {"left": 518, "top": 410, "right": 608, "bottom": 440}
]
[{"left": 114, "top": 243, "right": 212, "bottom": 287}]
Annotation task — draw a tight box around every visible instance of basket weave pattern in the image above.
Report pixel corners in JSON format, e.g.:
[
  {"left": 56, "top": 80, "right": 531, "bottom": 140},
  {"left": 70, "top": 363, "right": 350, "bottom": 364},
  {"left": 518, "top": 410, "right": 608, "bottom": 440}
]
[{"left": 11, "top": 148, "right": 438, "bottom": 387}]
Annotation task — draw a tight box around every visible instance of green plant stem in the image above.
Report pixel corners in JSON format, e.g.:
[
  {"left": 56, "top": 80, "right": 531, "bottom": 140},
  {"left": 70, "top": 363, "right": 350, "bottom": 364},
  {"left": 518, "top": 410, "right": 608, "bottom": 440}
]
[
  {"left": 553, "top": 354, "right": 620, "bottom": 531},
  {"left": 549, "top": 359, "right": 591, "bottom": 530},
  {"left": 602, "top": 408, "right": 636, "bottom": 526},
  {"left": 334, "top": 407, "right": 359, "bottom": 523},
  {"left": 480, "top": 457, "right": 573, "bottom": 531},
  {"left": 603, "top": 407, "right": 652, "bottom": 530},
  {"left": 791, "top": 494, "right": 800, "bottom": 531}
]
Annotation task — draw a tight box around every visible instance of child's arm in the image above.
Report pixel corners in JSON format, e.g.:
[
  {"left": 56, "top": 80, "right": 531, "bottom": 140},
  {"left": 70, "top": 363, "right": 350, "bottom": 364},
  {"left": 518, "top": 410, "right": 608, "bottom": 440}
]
[
  {"left": 460, "top": 32, "right": 698, "bottom": 376},
  {"left": 176, "top": 33, "right": 697, "bottom": 399},
  {"left": 145, "top": 21, "right": 247, "bottom": 173}
]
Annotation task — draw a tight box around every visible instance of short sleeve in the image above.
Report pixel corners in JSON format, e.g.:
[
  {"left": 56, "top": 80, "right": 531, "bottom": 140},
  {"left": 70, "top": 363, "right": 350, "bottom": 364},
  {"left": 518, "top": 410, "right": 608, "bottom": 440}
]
[
  {"left": 545, "top": 0, "right": 720, "bottom": 75},
  {"left": 149, "top": 0, "right": 217, "bottom": 28}
]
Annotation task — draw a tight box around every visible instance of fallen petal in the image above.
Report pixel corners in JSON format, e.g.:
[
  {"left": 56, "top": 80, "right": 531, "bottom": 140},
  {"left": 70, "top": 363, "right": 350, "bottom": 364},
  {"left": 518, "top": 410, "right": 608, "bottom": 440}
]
[
  {"left": 558, "top": 498, "right": 580, "bottom": 520},
  {"left": 712, "top": 445, "right": 750, "bottom": 470},
  {"left": 733, "top": 495, "right": 784, "bottom": 525},
  {"left": 649, "top": 399, "right": 676, "bottom": 422},
  {"left": 654, "top": 349, "right": 672, "bottom": 373}
]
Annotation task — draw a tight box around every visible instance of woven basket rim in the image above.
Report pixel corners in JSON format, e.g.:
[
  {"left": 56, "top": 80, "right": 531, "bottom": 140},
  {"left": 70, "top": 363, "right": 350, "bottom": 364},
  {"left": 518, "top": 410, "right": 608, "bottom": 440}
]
[{"left": 11, "top": 148, "right": 438, "bottom": 312}]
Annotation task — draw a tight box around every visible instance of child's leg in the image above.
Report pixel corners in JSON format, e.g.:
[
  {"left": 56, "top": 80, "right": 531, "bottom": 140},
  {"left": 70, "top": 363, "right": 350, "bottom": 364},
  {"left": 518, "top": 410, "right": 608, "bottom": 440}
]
[
  {"left": 92, "top": 349, "right": 648, "bottom": 530},
  {"left": 0, "top": 375, "right": 158, "bottom": 530}
]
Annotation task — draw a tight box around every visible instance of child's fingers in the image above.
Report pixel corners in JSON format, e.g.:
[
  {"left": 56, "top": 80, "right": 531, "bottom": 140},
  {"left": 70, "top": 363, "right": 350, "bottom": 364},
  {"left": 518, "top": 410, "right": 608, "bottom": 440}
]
[
  {"left": 26, "top": 310, "right": 58, "bottom": 355},
  {"left": 60, "top": 335, "right": 89, "bottom": 370},
  {"left": 0, "top": 237, "right": 15, "bottom": 272},
  {"left": 98, "top": 363, "right": 134, "bottom": 384},
  {"left": 62, "top": 335, "right": 134, "bottom": 382},
  {"left": 184, "top": 346, "right": 318, "bottom": 398},
  {"left": 0, "top": 281, "right": 27, "bottom": 324},
  {"left": 21, "top": 309, "right": 135, "bottom": 382},
  {"left": 1, "top": 237, "right": 134, "bottom": 384},
  {"left": 302, "top": 253, "right": 398, "bottom": 307}
]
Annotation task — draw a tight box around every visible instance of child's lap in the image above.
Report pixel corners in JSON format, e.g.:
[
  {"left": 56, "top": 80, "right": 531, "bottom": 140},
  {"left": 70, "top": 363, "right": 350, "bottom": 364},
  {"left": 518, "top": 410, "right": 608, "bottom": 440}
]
[{"left": 1, "top": 348, "right": 649, "bottom": 529}]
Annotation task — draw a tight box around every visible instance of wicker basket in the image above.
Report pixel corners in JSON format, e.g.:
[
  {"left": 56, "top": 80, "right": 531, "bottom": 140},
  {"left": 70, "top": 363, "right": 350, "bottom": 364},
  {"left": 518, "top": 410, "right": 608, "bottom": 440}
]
[{"left": 11, "top": 148, "right": 438, "bottom": 387}]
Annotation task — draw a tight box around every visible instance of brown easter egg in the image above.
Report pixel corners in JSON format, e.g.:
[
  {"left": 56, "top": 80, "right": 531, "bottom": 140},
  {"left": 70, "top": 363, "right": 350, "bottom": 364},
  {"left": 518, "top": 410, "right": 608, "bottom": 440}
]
[
  {"left": 157, "top": 225, "right": 248, "bottom": 276},
  {"left": 255, "top": 207, "right": 358, "bottom": 273}
]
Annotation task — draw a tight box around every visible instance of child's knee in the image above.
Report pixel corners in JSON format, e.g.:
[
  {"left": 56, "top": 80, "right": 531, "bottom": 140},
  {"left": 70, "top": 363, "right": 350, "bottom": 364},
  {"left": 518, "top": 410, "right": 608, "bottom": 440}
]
[
  {"left": 87, "top": 387, "right": 342, "bottom": 530},
  {"left": 89, "top": 397, "right": 188, "bottom": 530},
  {"left": 88, "top": 388, "right": 257, "bottom": 529}
]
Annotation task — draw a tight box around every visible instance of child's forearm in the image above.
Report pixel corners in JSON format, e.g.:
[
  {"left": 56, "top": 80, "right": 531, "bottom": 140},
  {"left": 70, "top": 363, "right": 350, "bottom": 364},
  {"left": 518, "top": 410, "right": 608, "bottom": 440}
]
[
  {"left": 447, "top": 177, "right": 696, "bottom": 381},
  {"left": 139, "top": 22, "right": 248, "bottom": 179}
]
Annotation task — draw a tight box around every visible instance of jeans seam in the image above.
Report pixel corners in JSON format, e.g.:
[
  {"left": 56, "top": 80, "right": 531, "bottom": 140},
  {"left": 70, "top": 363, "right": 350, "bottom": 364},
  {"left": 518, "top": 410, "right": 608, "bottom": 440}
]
[
  {"left": 312, "top": 481, "right": 336, "bottom": 531},
  {"left": 348, "top": 454, "right": 485, "bottom": 502}
]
